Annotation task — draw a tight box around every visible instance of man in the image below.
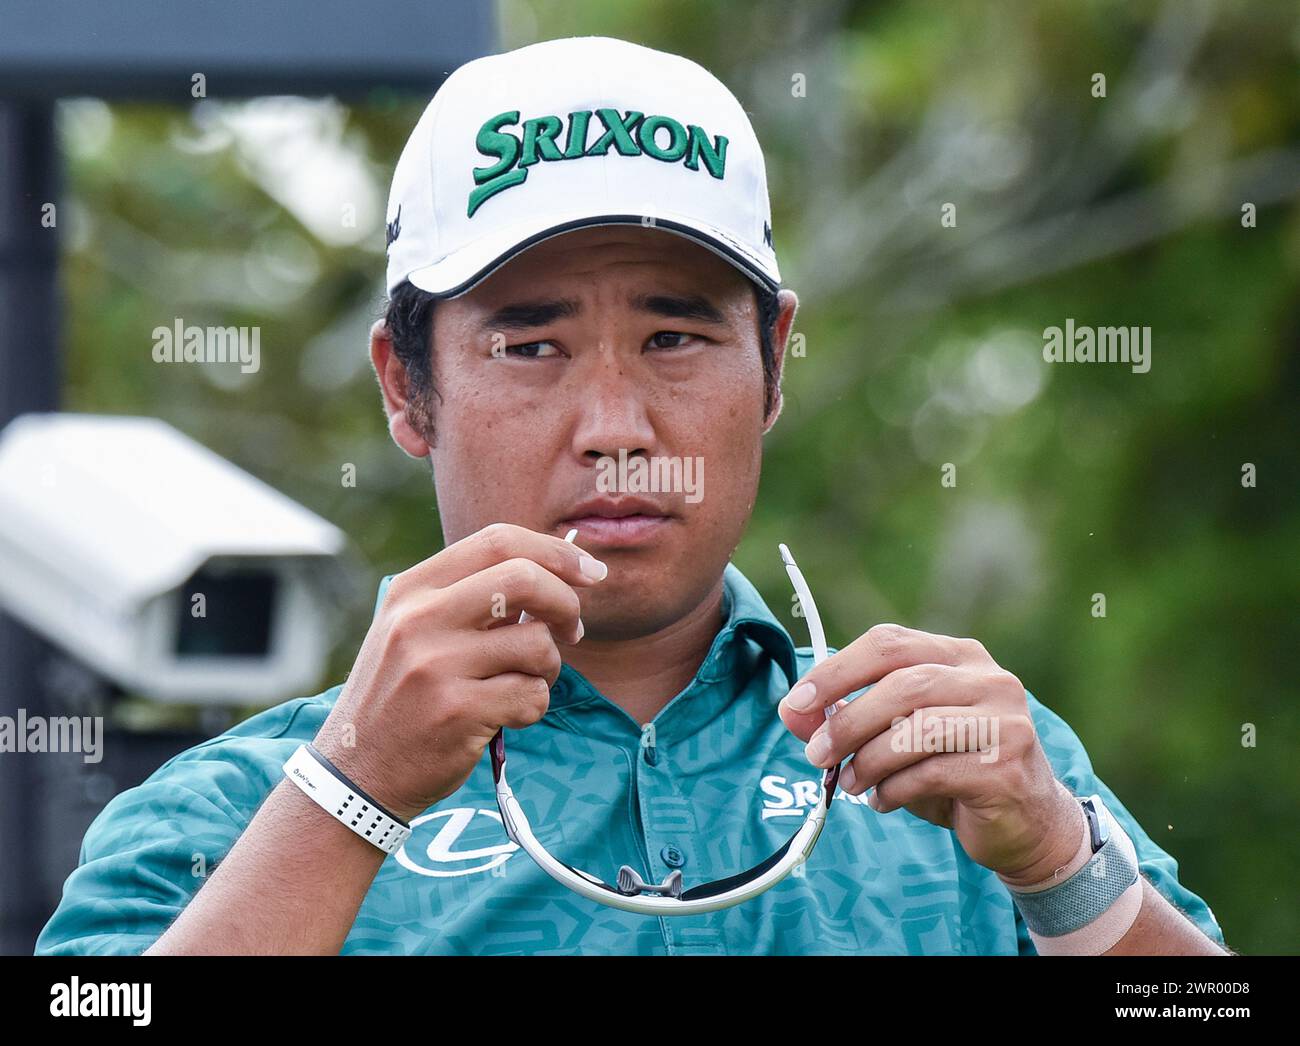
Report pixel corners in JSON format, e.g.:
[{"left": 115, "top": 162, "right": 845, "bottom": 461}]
[{"left": 36, "top": 36, "right": 1227, "bottom": 955}]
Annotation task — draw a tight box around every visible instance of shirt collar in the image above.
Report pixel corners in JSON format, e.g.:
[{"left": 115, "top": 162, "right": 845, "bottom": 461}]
[
  {"left": 706, "top": 561, "right": 801, "bottom": 690},
  {"left": 371, "top": 560, "right": 800, "bottom": 731}
]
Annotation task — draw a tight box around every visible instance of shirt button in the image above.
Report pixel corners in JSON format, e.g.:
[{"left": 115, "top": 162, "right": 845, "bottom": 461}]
[{"left": 660, "top": 845, "right": 685, "bottom": 868}]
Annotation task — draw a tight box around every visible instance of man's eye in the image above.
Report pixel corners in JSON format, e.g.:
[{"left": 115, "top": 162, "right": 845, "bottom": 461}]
[
  {"left": 648, "top": 331, "right": 697, "bottom": 350},
  {"left": 504, "top": 341, "right": 560, "bottom": 359}
]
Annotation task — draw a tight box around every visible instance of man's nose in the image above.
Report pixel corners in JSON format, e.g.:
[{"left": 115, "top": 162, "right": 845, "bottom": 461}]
[{"left": 571, "top": 355, "right": 657, "bottom": 462}]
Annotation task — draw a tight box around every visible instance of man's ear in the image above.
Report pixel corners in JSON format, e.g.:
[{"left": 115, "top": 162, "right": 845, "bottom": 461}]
[
  {"left": 762, "top": 288, "right": 799, "bottom": 434},
  {"left": 369, "top": 318, "right": 432, "bottom": 459}
]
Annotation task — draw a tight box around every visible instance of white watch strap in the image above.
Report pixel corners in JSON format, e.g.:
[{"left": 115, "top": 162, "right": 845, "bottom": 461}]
[{"left": 283, "top": 743, "right": 412, "bottom": 855}]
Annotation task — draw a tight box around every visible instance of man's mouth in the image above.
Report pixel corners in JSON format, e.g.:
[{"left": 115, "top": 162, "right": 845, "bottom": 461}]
[{"left": 558, "top": 496, "right": 675, "bottom": 548}]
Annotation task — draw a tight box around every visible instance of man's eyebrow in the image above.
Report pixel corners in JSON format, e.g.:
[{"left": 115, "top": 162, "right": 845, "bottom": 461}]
[
  {"left": 480, "top": 298, "right": 582, "bottom": 332},
  {"left": 629, "top": 292, "right": 727, "bottom": 324},
  {"left": 478, "top": 291, "right": 728, "bottom": 332}
]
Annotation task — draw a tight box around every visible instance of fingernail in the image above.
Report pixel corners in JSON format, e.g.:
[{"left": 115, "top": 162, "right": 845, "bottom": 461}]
[
  {"left": 805, "top": 729, "right": 832, "bottom": 766},
  {"left": 840, "top": 764, "right": 857, "bottom": 791},
  {"left": 579, "top": 554, "right": 608, "bottom": 581},
  {"left": 575, "top": 618, "right": 585, "bottom": 641},
  {"left": 867, "top": 790, "right": 880, "bottom": 811},
  {"left": 786, "top": 681, "right": 817, "bottom": 712}
]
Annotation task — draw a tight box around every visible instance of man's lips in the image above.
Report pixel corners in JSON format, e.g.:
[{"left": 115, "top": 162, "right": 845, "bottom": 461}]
[
  {"left": 558, "top": 497, "right": 676, "bottom": 547},
  {"left": 560, "top": 513, "right": 673, "bottom": 547}
]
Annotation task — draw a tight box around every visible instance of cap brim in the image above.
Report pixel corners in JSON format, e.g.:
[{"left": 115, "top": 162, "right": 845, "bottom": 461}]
[{"left": 402, "top": 213, "right": 780, "bottom": 300}]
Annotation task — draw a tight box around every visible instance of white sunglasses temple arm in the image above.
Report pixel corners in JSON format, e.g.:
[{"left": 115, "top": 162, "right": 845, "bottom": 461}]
[{"left": 778, "top": 543, "right": 834, "bottom": 721}]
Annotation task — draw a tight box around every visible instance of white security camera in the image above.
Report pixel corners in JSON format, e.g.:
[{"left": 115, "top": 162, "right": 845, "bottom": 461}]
[{"left": 0, "top": 413, "right": 353, "bottom": 705}]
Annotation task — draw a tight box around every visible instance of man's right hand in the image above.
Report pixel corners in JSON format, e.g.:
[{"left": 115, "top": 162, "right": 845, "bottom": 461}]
[{"left": 313, "top": 522, "right": 608, "bottom": 821}]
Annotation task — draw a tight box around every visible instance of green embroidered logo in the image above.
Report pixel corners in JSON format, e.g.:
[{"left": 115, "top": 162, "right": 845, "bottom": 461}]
[{"left": 468, "top": 108, "right": 728, "bottom": 218}]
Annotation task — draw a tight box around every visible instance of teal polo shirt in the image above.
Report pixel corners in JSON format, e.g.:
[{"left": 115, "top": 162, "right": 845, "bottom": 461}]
[{"left": 35, "top": 563, "right": 1225, "bottom": 955}]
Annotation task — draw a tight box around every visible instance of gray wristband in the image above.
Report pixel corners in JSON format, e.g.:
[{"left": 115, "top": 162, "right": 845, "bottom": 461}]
[{"left": 1008, "top": 796, "right": 1140, "bottom": 937}]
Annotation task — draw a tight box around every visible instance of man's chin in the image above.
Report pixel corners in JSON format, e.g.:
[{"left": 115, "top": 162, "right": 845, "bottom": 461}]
[
  {"left": 572, "top": 567, "right": 726, "bottom": 644},
  {"left": 573, "top": 612, "right": 687, "bottom": 644}
]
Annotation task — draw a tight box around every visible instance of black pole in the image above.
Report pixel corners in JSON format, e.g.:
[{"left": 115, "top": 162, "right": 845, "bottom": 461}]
[
  {"left": 0, "top": 2, "right": 495, "bottom": 954},
  {"left": 0, "top": 99, "right": 59, "bottom": 954}
]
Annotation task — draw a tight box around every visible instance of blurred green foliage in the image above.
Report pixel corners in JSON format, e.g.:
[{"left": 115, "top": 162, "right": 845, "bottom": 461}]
[{"left": 57, "top": 0, "right": 1297, "bottom": 953}]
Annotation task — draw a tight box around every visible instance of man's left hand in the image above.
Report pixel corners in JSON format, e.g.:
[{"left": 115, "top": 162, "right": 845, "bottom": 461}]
[{"left": 777, "top": 623, "right": 1084, "bottom": 887}]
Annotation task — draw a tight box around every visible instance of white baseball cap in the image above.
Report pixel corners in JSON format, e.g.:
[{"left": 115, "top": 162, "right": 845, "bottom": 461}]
[{"left": 384, "top": 35, "right": 780, "bottom": 299}]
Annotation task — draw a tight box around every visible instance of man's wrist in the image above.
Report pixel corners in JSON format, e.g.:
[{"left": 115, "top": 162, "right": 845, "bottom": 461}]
[
  {"left": 313, "top": 733, "right": 422, "bottom": 823},
  {"left": 276, "top": 774, "right": 392, "bottom": 858},
  {"left": 996, "top": 778, "right": 1091, "bottom": 889},
  {"left": 283, "top": 742, "right": 414, "bottom": 854},
  {"left": 1005, "top": 795, "right": 1145, "bottom": 955}
]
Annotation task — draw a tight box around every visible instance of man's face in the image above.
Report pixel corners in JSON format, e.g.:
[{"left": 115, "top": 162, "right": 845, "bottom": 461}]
[{"left": 387, "top": 225, "right": 792, "bottom": 640}]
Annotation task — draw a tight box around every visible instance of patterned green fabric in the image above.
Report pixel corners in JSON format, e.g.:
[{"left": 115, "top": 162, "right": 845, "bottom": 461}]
[{"left": 35, "top": 563, "right": 1225, "bottom": 955}]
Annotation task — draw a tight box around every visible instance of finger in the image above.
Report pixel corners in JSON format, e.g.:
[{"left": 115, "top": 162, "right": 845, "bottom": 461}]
[
  {"left": 779, "top": 623, "right": 990, "bottom": 714},
  {"left": 777, "top": 695, "right": 848, "bottom": 743},
  {"left": 870, "top": 752, "right": 988, "bottom": 814},
  {"left": 799, "top": 664, "right": 982, "bottom": 768},
  {"left": 387, "top": 522, "right": 608, "bottom": 603},
  {"left": 460, "top": 619, "right": 564, "bottom": 687},
  {"left": 469, "top": 671, "right": 554, "bottom": 731},
  {"left": 836, "top": 704, "right": 1003, "bottom": 795},
  {"left": 441, "top": 558, "right": 585, "bottom": 644}
]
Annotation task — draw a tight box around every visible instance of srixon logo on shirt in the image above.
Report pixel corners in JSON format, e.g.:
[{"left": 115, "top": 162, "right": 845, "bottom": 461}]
[
  {"left": 469, "top": 107, "right": 729, "bottom": 217},
  {"left": 759, "top": 774, "right": 871, "bottom": 819}
]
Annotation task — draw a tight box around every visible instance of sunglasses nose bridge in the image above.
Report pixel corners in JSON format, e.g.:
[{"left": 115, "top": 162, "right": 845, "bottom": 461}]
[{"left": 616, "top": 865, "right": 684, "bottom": 898}]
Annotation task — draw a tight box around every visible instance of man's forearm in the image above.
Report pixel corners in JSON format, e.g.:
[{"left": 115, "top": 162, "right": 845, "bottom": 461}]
[
  {"left": 145, "top": 780, "right": 388, "bottom": 955},
  {"left": 1103, "top": 878, "right": 1229, "bottom": 955}
]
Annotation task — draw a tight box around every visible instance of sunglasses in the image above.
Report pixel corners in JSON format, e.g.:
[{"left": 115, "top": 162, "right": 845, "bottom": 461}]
[{"left": 489, "top": 537, "right": 840, "bottom": 915}]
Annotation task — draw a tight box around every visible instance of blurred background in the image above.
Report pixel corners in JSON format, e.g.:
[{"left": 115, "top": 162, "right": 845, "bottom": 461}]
[{"left": 0, "top": 0, "right": 1295, "bottom": 954}]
